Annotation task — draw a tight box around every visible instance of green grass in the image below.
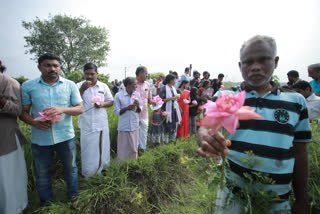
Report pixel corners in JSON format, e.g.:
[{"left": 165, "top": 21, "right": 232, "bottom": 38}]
[{"left": 19, "top": 107, "right": 320, "bottom": 213}]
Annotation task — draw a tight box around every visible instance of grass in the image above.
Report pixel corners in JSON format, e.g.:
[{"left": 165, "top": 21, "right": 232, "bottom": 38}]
[{"left": 19, "top": 107, "right": 320, "bottom": 213}]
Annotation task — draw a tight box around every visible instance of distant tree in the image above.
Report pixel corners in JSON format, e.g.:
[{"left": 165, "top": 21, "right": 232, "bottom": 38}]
[
  {"left": 150, "top": 72, "right": 165, "bottom": 80},
  {"left": 22, "top": 14, "right": 110, "bottom": 73},
  {"left": 272, "top": 75, "right": 281, "bottom": 85},
  {"left": 97, "top": 73, "right": 111, "bottom": 88},
  {"left": 14, "top": 76, "right": 29, "bottom": 85},
  {"left": 64, "top": 70, "right": 84, "bottom": 83}
]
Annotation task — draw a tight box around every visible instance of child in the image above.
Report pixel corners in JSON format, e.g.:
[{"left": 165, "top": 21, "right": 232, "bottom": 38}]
[
  {"left": 149, "top": 104, "right": 164, "bottom": 145},
  {"left": 189, "top": 87, "right": 198, "bottom": 135}
]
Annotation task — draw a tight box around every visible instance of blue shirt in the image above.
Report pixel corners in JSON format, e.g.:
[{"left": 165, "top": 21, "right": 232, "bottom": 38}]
[
  {"left": 21, "top": 76, "right": 82, "bottom": 146},
  {"left": 214, "top": 82, "right": 311, "bottom": 211},
  {"left": 309, "top": 79, "right": 320, "bottom": 93},
  {"left": 114, "top": 89, "right": 143, "bottom": 131}
]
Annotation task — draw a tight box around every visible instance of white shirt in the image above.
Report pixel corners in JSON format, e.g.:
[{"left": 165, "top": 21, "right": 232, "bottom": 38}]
[
  {"left": 77, "top": 80, "right": 114, "bottom": 132},
  {"left": 306, "top": 93, "right": 320, "bottom": 121}
]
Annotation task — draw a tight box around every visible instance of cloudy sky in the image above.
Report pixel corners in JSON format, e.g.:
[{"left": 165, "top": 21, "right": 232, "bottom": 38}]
[{"left": 0, "top": 0, "right": 319, "bottom": 82}]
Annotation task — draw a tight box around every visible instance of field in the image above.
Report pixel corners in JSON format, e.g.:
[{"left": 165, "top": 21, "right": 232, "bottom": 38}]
[{"left": 19, "top": 107, "right": 320, "bottom": 213}]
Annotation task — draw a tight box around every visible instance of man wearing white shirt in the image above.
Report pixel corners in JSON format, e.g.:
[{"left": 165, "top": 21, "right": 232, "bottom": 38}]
[
  {"left": 293, "top": 80, "right": 320, "bottom": 122},
  {"left": 77, "top": 63, "right": 114, "bottom": 177}
]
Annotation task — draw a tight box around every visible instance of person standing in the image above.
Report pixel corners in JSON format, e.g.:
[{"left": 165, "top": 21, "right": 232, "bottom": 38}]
[
  {"left": 114, "top": 77, "right": 142, "bottom": 161},
  {"left": 135, "top": 66, "right": 155, "bottom": 151},
  {"left": 159, "top": 74, "right": 181, "bottom": 143},
  {"left": 293, "top": 80, "right": 320, "bottom": 123},
  {"left": 0, "top": 61, "right": 28, "bottom": 214},
  {"left": 190, "top": 70, "right": 201, "bottom": 88},
  {"left": 308, "top": 63, "right": 320, "bottom": 96},
  {"left": 77, "top": 63, "right": 114, "bottom": 178},
  {"left": 287, "top": 70, "right": 301, "bottom": 89},
  {"left": 177, "top": 80, "right": 190, "bottom": 139},
  {"left": 20, "top": 53, "right": 83, "bottom": 207},
  {"left": 197, "top": 35, "right": 311, "bottom": 213}
]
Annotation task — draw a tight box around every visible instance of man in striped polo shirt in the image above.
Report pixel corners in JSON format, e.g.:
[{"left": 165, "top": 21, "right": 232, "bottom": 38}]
[{"left": 197, "top": 35, "right": 311, "bottom": 214}]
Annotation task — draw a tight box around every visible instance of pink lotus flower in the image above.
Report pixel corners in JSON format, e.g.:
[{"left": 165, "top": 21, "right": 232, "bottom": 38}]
[
  {"left": 183, "top": 99, "right": 190, "bottom": 104},
  {"left": 219, "top": 84, "right": 224, "bottom": 90},
  {"left": 34, "top": 111, "right": 64, "bottom": 145},
  {"left": 161, "top": 111, "right": 171, "bottom": 117},
  {"left": 34, "top": 111, "right": 63, "bottom": 123},
  {"left": 152, "top": 95, "right": 164, "bottom": 105},
  {"left": 131, "top": 95, "right": 139, "bottom": 102},
  {"left": 192, "top": 100, "right": 198, "bottom": 105},
  {"left": 201, "top": 91, "right": 263, "bottom": 135},
  {"left": 90, "top": 96, "right": 104, "bottom": 105}
]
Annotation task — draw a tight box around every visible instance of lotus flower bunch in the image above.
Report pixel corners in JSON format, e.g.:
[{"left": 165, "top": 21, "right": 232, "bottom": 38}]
[{"left": 152, "top": 95, "right": 164, "bottom": 105}]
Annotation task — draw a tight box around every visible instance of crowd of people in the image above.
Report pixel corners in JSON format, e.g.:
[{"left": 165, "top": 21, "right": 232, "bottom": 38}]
[{"left": 1, "top": 34, "right": 320, "bottom": 213}]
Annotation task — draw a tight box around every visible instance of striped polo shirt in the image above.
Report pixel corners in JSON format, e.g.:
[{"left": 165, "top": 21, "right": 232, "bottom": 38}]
[{"left": 213, "top": 82, "right": 312, "bottom": 211}]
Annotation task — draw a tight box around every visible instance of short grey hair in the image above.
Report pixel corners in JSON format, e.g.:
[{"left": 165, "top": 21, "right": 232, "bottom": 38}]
[
  {"left": 308, "top": 63, "right": 320, "bottom": 71},
  {"left": 240, "top": 35, "right": 277, "bottom": 58}
]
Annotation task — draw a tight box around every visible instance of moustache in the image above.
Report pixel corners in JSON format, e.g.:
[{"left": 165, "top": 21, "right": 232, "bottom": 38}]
[{"left": 48, "top": 71, "right": 57, "bottom": 75}]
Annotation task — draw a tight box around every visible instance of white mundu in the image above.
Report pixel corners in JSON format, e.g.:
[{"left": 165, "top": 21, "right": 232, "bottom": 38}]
[{"left": 77, "top": 80, "right": 113, "bottom": 177}]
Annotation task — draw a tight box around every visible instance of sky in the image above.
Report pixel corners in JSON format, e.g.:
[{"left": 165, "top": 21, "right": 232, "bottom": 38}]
[{"left": 0, "top": 0, "right": 319, "bottom": 83}]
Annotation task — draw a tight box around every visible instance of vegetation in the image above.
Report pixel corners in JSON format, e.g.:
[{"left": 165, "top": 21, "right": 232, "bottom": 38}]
[
  {"left": 20, "top": 107, "right": 320, "bottom": 213},
  {"left": 150, "top": 72, "right": 165, "bottom": 80},
  {"left": 14, "top": 76, "right": 29, "bottom": 85},
  {"left": 22, "top": 14, "right": 110, "bottom": 73}
]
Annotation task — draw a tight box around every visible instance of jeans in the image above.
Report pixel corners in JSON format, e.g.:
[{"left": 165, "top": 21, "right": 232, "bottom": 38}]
[
  {"left": 31, "top": 138, "right": 78, "bottom": 204},
  {"left": 189, "top": 115, "right": 197, "bottom": 135}
]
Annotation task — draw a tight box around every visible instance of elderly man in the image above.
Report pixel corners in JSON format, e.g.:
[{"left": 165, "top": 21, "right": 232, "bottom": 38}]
[
  {"left": 308, "top": 63, "right": 320, "bottom": 96},
  {"left": 20, "top": 53, "right": 83, "bottom": 207},
  {"left": 77, "top": 63, "right": 114, "bottom": 178},
  {"left": 293, "top": 80, "right": 320, "bottom": 123},
  {"left": 114, "top": 77, "right": 142, "bottom": 161},
  {"left": 198, "top": 35, "right": 311, "bottom": 213},
  {"left": 0, "top": 61, "right": 28, "bottom": 214},
  {"left": 135, "top": 66, "right": 155, "bottom": 151}
]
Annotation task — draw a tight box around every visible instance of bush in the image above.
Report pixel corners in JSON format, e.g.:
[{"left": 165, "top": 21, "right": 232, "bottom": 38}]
[
  {"left": 14, "top": 76, "right": 29, "bottom": 85},
  {"left": 150, "top": 72, "right": 165, "bottom": 81}
]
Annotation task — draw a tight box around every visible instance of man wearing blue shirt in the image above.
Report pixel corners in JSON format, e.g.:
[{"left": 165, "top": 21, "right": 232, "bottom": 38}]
[
  {"left": 308, "top": 63, "right": 320, "bottom": 96},
  {"left": 20, "top": 53, "right": 83, "bottom": 207}
]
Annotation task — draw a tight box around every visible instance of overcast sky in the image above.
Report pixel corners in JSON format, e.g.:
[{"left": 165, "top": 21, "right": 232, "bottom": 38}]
[{"left": 1, "top": 0, "right": 319, "bottom": 83}]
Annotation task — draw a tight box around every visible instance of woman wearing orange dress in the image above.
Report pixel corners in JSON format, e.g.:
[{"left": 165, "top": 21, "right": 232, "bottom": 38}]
[{"left": 176, "top": 80, "right": 190, "bottom": 139}]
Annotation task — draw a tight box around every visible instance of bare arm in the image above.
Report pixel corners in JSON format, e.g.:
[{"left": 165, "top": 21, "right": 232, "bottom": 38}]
[
  {"left": 43, "top": 102, "right": 84, "bottom": 117},
  {"left": 20, "top": 105, "right": 52, "bottom": 130},
  {"left": 292, "top": 142, "right": 308, "bottom": 214}
]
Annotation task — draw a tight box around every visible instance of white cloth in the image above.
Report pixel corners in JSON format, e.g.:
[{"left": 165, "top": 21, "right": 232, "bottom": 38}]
[
  {"left": 77, "top": 80, "right": 114, "bottom": 132},
  {"left": 138, "top": 118, "right": 148, "bottom": 150},
  {"left": 80, "top": 128, "right": 110, "bottom": 177},
  {"left": 306, "top": 93, "right": 320, "bottom": 121},
  {"left": 76, "top": 80, "right": 113, "bottom": 177},
  {"left": 0, "top": 135, "right": 28, "bottom": 214},
  {"left": 165, "top": 85, "right": 181, "bottom": 123}
]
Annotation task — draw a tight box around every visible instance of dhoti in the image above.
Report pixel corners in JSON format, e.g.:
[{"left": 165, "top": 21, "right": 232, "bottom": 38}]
[
  {"left": 80, "top": 128, "right": 110, "bottom": 177},
  {"left": 0, "top": 136, "right": 28, "bottom": 214},
  {"left": 117, "top": 130, "right": 139, "bottom": 161}
]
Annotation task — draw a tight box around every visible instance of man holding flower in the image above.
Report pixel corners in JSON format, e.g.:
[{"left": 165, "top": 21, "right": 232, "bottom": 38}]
[
  {"left": 77, "top": 63, "right": 114, "bottom": 178},
  {"left": 198, "top": 36, "right": 311, "bottom": 213},
  {"left": 20, "top": 53, "right": 83, "bottom": 208}
]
